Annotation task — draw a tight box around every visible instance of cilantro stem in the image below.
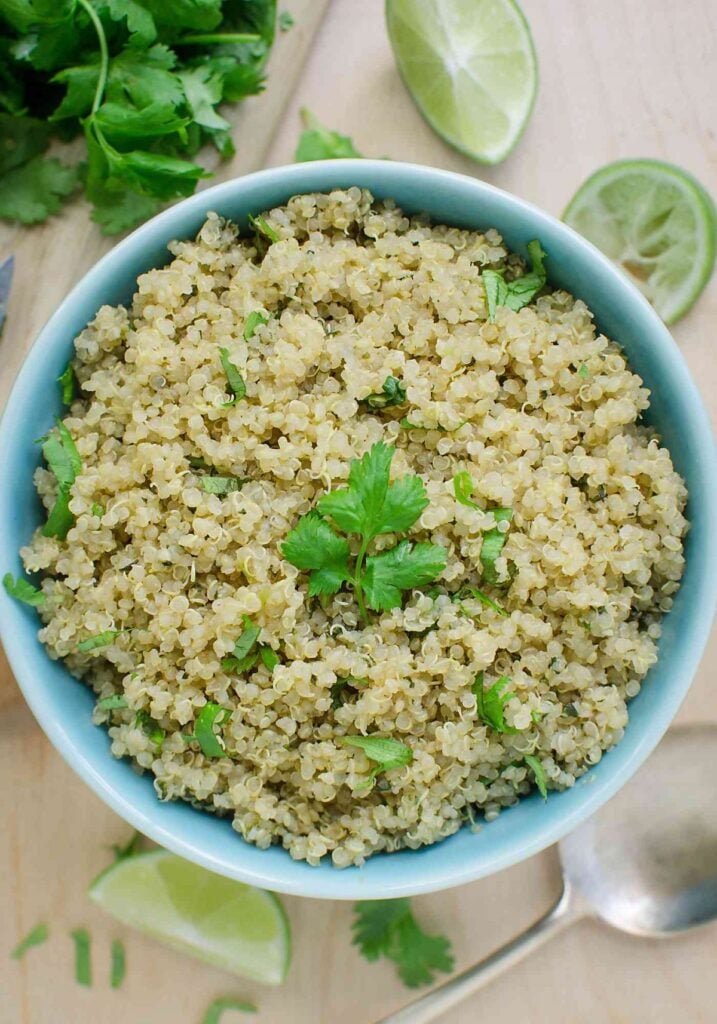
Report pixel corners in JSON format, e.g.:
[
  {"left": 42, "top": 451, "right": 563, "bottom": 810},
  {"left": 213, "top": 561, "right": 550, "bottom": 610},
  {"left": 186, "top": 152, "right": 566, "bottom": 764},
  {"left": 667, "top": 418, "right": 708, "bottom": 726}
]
[
  {"left": 180, "top": 33, "right": 261, "bottom": 45},
  {"left": 76, "top": 0, "right": 109, "bottom": 116},
  {"left": 352, "top": 536, "right": 371, "bottom": 625}
]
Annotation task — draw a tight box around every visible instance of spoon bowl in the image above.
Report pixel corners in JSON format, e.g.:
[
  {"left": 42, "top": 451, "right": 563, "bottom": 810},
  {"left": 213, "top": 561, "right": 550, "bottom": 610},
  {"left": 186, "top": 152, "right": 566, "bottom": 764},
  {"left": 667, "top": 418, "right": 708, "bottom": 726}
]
[{"left": 561, "top": 723, "right": 717, "bottom": 936}]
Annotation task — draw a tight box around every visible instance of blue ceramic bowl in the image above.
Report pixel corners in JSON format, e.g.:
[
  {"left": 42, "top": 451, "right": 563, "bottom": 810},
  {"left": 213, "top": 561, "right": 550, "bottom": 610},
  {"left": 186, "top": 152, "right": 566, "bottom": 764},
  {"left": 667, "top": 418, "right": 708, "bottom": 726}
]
[{"left": 1, "top": 161, "right": 715, "bottom": 899}]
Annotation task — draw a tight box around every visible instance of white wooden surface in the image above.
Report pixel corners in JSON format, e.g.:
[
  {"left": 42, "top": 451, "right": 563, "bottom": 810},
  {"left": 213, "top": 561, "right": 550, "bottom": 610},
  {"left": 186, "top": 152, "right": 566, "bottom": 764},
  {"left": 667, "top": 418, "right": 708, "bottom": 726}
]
[{"left": 1, "top": 2, "right": 716, "bottom": 1022}]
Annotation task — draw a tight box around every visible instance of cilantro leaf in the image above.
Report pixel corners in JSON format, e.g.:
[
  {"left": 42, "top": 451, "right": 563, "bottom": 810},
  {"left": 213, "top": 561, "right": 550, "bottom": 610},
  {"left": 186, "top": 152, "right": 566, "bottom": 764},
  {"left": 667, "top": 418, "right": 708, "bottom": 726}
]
[
  {"left": 480, "top": 507, "right": 513, "bottom": 585},
  {"left": 278, "top": 11, "right": 294, "bottom": 31},
  {"left": 219, "top": 346, "right": 246, "bottom": 404},
  {"left": 0, "top": 154, "right": 81, "bottom": 224},
  {"left": 97, "top": 694, "right": 128, "bottom": 710},
  {"left": 281, "top": 512, "right": 351, "bottom": 597},
  {"left": 230, "top": 616, "right": 261, "bottom": 661},
  {"left": 483, "top": 240, "right": 547, "bottom": 322},
  {"left": 452, "top": 585, "right": 507, "bottom": 618},
  {"left": 179, "top": 64, "right": 230, "bottom": 132},
  {"left": 3, "top": 572, "right": 44, "bottom": 606},
  {"left": 0, "top": 113, "right": 49, "bottom": 174},
  {"left": 107, "top": 44, "right": 184, "bottom": 110},
  {"left": 352, "top": 900, "right": 454, "bottom": 989},
  {"left": 78, "top": 629, "right": 124, "bottom": 652},
  {"left": 259, "top": 645, "right": 279, "bottom": 671},
  {"left": 452, "top": 471, "right": 480, "bottom": 509},
  {"left": 90, "top": 183, "right": 160, "bottom": 234},
  {"left": 11, "top": 922, "right": 49, "bottom": 960},
  {"left": 57, "top": 360, "right": 77, "bottom": 405},
  {"left": 200, "top": 475, "right": 243, "bottom": 494},
  {"left": 525, "top": 753, "right": 548, "bottom": 799},
  {"left": 103, "top": 0, "right": 157, "bottom": 47},
  {"left": 243, "top": 310, "right": 269, "bottom": 340},
  {"left": 110, "top": 938, "right": 126, "bottom": 989},
  {"left": 93, "top": 101, "right": 189, "bottom": 144},
  {"left": 295, "top": 107, "right": 362, "bottom": 162},
  {"left": 202, "top": 997, "right": 257, "bottom": 1024},
  {"left": 193, "top": 701, "right": 227, "bottom": 758},
  {"left": 362, "top": 375, "right": 406, "bottom": 410},
  {"left": 363, "top": 540, "right": 447, "bottom": 612},
  {"left": 341, "top": 734, "right": 412, "bottom": 788},
  {"left": 41, "top": 420, "right": 82, "bottom": 540},
  {"left": 248, "top": 212, "right": 279, "bottom": 243},
  {"left": 472, "top": 672, "right": 520, "bottom": 734}
]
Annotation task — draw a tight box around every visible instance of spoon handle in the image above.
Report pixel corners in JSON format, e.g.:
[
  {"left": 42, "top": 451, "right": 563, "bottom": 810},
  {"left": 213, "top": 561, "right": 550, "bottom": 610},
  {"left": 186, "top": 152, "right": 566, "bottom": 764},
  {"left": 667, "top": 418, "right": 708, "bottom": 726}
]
[{"left": 376, "top": 881, "right": 582, "bottom": 1024}]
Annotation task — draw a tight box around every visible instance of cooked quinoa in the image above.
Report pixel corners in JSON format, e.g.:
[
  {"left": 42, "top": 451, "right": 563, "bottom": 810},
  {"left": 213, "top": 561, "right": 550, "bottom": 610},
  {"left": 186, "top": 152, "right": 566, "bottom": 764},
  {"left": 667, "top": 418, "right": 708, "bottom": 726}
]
[{"left": 21, "top": 188, "right": 688, "bottom": 867}]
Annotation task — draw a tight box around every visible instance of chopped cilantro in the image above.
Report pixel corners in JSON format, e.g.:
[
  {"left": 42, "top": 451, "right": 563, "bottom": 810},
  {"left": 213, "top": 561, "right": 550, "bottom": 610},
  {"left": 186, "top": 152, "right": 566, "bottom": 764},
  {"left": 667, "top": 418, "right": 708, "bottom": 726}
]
[
  {"left": 479, "top": 507, "right": 513, "bottom": 585},
  {"left": 330, "top": 676, "right": 366, "bottom": 709},
  {"left": 473, "top": 672, "right": 520, "bottom": 734},
  {"left": 3, "top": 572, "right": 44, "bottom": 606},
  {"left": 483, "top": 240, "right": 547, "bottom": 322},
  {"left": 259, "top": 646, "right": 279, "bottom": 671},
  {"left": 134, "top": 711, "right": 164, "bottom": 749},
  {"left": 11, "top": 923, "right": 48, "bottom": 960},
  {"left": 200, "top": 476, "right": 243, "bottom": 494},
  {"left": 193, "top": 702, "right": 228, "bottom": 758},
  {"left": 219, "top": 348, "right": 247, "bottom": 405},
  {"left": 282, "top": 443, "right": 446, "bottom": 620},
  {"left": 222, "top": 616, "right": 264, "bottom": 674},
  {"left": 340, "top": 734, "right": 412, "bottom": 790},
  {"left": 452, "top": 471, "right": 480, "bottom": 509},
  {"left": 578, "top": 363, "right": 590, "bottom": 379},
  {"left": 248, "top": 213, "right": 279, "bottom": 243},
  {"left": 295, "top": 108, "right": 362, "bottom": 162},
  {"left": 452, "top": 585, "right": 507, "bottom": 617},
  {"left": 110, "top": 939, "right": 126, "bottom": 989},
  {"left": 202, "top": 997, "right": 257, "bottom": 1023},
  {"left": 361, "top": 375, "right": 407, "bottom": 410},
  {"left": 97, "top": 694, "right": 128, "bottom": 711},
  {"left": 91, "top": 503, "right": 104, "bottom": 518},
  {"left": 243, "top": 310, "right": 269, "bottom": 340},
  {"left": 352, "top": 899, "right": 454, "bottom": 988},
  {"left": 41, "top": 420, "right": 82, "bottom": 540},
  {"left": 57, "top": 361, "right": 77, "bottom": 405},
  {"left": 524, "top": 753, "right": 548, "bottom": 799},
  {"left": 78, "top": 629, "right": 124, "bottom": 652},
  {"left": 278, "top": 11, "right": 294, "bottom": 31},
  {"left": 71, "top": 928, "right": 92, "bottom": 987}
]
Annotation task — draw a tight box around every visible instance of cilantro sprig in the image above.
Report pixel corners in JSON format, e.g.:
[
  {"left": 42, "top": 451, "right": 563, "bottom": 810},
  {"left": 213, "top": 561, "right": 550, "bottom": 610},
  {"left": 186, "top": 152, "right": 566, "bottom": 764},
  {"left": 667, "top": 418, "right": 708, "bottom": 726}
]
[
  {"left": 352, "top": 899, "right": 454, "bottom": 989},
  {"left": 483, "top": 240, "right": 547, "bottom": 322},
  {"left": 340, "top": 734, "right": 413, "bottom": 791},
  {"left": 0, "top": 0, "right": 277, "bottom": 233},
  {"left": 295, "top": 108, "right": 362, "bottom": 162},
  {"left": 281, "top": 443, "right": 446, "bottom": 621}
]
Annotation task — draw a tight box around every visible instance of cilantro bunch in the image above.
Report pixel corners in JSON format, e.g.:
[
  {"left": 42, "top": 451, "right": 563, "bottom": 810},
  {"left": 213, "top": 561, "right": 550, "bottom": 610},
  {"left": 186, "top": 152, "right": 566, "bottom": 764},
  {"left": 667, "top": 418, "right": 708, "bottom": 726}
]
[
  {"left": 0, "top": 0, "right": 276, "bottom": 233},
  {"left": 281, "top": 442, "right": 446, "bottom": 621}
]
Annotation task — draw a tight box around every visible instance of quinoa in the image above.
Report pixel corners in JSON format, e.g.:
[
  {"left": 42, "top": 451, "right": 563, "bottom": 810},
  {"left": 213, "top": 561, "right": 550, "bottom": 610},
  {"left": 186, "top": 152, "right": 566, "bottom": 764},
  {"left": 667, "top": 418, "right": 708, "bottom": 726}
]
[{"left": 21, "top": 188, "right": 688, "bottom": 867}]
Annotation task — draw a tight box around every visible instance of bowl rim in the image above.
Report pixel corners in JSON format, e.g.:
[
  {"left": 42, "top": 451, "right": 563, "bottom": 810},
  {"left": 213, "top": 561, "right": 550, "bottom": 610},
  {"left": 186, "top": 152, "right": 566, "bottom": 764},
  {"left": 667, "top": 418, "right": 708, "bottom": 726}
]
[{"left": 1, "top": 158, "right": 715, "bottom": 900}]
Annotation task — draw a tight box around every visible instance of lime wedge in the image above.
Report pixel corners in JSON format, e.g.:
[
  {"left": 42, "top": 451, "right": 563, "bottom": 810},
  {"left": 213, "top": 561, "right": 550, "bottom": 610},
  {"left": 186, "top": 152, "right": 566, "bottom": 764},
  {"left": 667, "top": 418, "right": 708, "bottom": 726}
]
[
  {"left": 89, "top": 851, "right": 291, "bottom": 985},
  {"left": 385, "top": 0, "right": 538, "bottom": 164},
  {"left": 564, "top": 159, "right": 716, "bottom": 324}
]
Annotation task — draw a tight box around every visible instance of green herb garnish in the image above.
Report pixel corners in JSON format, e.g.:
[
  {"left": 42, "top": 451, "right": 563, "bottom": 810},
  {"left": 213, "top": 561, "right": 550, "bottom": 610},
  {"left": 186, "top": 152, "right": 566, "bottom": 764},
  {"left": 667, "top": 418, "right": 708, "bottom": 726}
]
[
  {"left": 0, "top": 2, "right": 276, "bottom": 233},
  {"left": 483, "top": 240, "right": 547, "bottom": 322},
  {"left": 200, "top": 476, "right": 243, "bottom": 494},
  {"left": 578, "top": 363, "right": 590, "bottom": 379},
  {"left": 193, "top": 702, "right": 228, "bottom": 758},
  {"left": 452, "top": 585, "right": 507, "bottom": 617},
  {"left": 71, "top": 928, "right": 92, "bottom": 987},
  {"left": 295, "top": 108, "right": 362, "bottom": 162},
  {"left": 91, "top": 503, "right": 104, "bottom": 518},
  {"left": 97, "top": 694, "right": 128, "bottom": 711},
  {"left": 221, "top": 615, "right": 275, "bottom": 674},
  {"left": 134, "top": 711, "right": 164, "bottom": 749},
  {"left": 3, "top": 572, "right": 44, "bottom": 606},
  {"left": 352, "top": 899, "right": 454, "bottom": 989},
  {"left": 473, "top": 672, "right": 520, "bottom": 734},
  {"left": 219, "top": 348, "right": 247, "bottom": 406},
  {"left": 259, "top": 646, "right": 279, "bottom": 671},
  {"left": 78, "top": 629, "right": 124, "bottom": 652},
  {"left": 479, "top": 507, "right": 513, "bottom": 585},
  {"left": 41, "top": 420, "right": 82, "bottom": 540},
  {"left": 452, "top": 471, "right": 480, "bottom": 509},
  {"left": 243, "top": 310, "right": 270, "bottom": 340},
  {"left": 282, "top": 442, "right": 446, "bottom": 620},
  {"left": 330, "top": 676, "right": 366, "bottom": 709},
  {"left": 11, "top": 923, "right": 48, "bottom": 960},
  {"left": 340, "top": 735, "right": 413, "bottom": 790},
  {"left": 58, "top": 361, "right": 77, "bottom": 406},
  {"left": 278, "top": 10, "right": 294, "bottom": 31},
  {"left": 110, "top": 939, "right": 126, "bottom": 989},
  {"left": 362, "top": 375, "right": 407, "bottom": 410},
  {"left": 524, "top": 753, "right": 548, "bottom": 799},
  {"left": 203, "top": 997, "right": 257, "bottom": 1024},
  {"left": 248, "top": 213, "right": 279, "bottom": 243}
]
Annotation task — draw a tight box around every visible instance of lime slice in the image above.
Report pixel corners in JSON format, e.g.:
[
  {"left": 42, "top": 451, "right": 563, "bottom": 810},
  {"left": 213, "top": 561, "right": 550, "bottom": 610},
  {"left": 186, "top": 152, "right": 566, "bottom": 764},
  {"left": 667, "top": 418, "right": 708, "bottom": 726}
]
[
  {"left": 89, "top": 851, "right": 291, "bottom": 985},
  {"left": 385, "top": 0, "right": 538, "bottom": 164},
  {"left": 564, "top": 159, "right": 716, "bottom": 324}
]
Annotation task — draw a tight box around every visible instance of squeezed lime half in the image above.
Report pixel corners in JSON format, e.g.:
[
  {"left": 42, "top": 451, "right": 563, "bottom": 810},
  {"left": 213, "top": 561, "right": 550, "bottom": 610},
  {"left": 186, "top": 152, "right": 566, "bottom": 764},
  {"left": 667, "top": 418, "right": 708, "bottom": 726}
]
[
  {"left": 90, "top": 850, "right": 291, "bottom": 984},
  {"left": 564, "top": 159, "right": 716, "bottom": 324},
  {"left": 385, "top": 0, "right": 538, "bottom": 164}
]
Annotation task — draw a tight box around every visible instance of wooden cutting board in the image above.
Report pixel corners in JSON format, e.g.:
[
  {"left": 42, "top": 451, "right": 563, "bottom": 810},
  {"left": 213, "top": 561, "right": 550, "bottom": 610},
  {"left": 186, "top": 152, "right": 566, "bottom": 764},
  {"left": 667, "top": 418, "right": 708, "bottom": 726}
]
[{"left": 2, "top": 2, "right": 717, "bottom": 1022}]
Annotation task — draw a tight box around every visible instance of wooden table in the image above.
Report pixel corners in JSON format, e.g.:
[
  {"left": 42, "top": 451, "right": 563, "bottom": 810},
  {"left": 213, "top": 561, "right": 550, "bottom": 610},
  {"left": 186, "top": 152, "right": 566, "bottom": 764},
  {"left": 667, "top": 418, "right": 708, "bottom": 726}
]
[{"left": 1, "top": 2, "right": 715, "bottom": 1021}]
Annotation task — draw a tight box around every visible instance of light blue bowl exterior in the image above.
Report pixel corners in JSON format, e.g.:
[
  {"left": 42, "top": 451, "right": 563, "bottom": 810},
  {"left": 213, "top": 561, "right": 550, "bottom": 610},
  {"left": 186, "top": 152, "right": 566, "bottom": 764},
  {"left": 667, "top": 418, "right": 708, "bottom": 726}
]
[{"left": 1, "top": 161, "right": 715, "bottom": 900}]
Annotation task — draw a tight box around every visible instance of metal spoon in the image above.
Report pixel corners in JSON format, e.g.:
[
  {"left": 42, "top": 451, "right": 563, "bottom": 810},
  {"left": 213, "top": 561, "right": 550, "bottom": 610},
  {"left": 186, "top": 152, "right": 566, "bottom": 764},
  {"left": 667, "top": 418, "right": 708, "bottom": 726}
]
[{"left": 380, "top": 724, "right": 717, "bottom": 1024}]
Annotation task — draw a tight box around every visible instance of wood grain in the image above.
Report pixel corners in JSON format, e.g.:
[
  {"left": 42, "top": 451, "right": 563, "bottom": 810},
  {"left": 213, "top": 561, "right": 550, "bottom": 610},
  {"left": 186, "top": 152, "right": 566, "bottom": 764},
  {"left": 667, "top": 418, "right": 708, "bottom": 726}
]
[{"left": 1, "top": 1, "right": 716, "bottom": 1022}]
